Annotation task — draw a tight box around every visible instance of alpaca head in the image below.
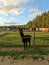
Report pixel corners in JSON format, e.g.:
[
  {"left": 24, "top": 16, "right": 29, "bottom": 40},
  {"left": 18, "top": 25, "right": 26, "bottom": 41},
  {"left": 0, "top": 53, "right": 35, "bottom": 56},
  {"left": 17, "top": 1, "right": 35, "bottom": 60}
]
[{"left": 19, "top": 28, "right": 24, "bottom": 37}]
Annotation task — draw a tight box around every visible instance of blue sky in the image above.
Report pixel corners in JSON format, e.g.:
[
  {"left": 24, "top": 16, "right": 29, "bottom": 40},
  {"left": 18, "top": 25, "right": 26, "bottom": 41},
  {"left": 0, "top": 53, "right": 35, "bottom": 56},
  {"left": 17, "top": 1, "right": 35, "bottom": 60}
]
[{"left": 0, "top": 0, "right": 49, "bottom": 26}]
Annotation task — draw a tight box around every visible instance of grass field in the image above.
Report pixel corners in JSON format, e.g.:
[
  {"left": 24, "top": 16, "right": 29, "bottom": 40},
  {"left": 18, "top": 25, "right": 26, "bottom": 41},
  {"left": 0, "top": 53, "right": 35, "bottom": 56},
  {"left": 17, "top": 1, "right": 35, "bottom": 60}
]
[
  {"left": 0, "top": 30, "right": 49, "bottom": 47},
  {"left": 0, "top": 49, "right": 49, "bottom": 59},
  {"left": 0, "top": 31, "right": 49, "bottom": 61}
]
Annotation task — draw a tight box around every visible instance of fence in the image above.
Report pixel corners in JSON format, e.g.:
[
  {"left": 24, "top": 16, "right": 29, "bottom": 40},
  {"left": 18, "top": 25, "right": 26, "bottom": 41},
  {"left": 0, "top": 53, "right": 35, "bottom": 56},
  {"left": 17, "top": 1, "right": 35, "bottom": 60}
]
[{"left": 0, "top": 30, "right": 49, "bottom": 47}]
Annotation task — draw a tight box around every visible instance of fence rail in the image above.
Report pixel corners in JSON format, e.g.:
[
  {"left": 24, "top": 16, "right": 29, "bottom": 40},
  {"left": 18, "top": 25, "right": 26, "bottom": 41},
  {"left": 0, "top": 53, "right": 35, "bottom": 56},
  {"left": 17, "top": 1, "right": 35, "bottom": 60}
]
[{"left": 0, "top": 31, "right": 49, "bottom": 47}]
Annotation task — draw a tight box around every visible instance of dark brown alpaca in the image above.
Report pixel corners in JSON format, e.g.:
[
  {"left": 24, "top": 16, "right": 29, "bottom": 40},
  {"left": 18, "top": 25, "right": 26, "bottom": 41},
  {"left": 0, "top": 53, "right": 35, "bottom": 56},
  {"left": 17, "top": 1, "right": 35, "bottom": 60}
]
[{"left": 19, "top": 28, "right": 31, "bottom": 50}]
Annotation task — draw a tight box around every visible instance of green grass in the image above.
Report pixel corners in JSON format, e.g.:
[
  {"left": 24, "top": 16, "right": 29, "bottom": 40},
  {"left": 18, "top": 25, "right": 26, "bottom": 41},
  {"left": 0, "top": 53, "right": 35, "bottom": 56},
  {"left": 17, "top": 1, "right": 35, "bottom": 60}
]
[
  {"left": 0, "top": 31, "right": 49, "bottom": 60},
  {"left": 0, "top": 31, "right": 49, "bottom": 47},
  {"left": 32, "top": 55, "right": 44, "bottom": 60},
  {"left": 0, "top": 50, "right": 49, "bottom": 59}
]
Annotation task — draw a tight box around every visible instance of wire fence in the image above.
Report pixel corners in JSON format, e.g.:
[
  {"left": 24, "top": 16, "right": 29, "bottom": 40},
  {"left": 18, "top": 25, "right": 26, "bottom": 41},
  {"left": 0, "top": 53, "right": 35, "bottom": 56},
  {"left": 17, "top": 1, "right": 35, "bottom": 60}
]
[{"left": 0, "top": 30, "right": 49, "bottom": 47}]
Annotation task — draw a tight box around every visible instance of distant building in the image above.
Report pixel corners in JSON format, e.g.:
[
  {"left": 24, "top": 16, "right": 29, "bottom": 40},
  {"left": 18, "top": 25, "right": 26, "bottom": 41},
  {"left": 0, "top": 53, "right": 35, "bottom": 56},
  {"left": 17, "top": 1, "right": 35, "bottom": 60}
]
[
  {"left": 0, "top": 26, "right": 17, "bottom": 31},
  {"left": 28, "top": 27, "right": 36, "bottom": 31},
  {"left": 28, "top": 27, "right": 32, "bottom": 31},
  {"left": 36, "top": 27, "right": 49, "bottom": 32}
]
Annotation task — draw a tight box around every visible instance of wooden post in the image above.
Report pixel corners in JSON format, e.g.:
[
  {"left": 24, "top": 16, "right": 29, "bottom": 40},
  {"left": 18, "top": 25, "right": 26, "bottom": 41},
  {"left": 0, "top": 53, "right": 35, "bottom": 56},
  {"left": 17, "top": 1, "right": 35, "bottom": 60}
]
[{"left": 33, "top": 29, "right": 36, "bottom": 49}]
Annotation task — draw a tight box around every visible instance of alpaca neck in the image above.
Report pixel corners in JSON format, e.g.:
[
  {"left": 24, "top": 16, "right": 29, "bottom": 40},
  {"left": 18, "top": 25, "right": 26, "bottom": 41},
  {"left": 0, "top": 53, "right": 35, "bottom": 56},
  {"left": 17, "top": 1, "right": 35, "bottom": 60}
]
[{"left": 20, "top": 31, "right": 24, "bottom": 37}]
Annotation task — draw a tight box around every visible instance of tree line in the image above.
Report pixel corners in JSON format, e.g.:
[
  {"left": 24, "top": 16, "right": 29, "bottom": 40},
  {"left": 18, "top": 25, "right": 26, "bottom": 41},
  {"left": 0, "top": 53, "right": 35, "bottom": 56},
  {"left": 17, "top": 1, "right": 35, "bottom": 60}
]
[
  {"left": 7, "top": 11, "right": 49, "bottom": 29},
  {"left": 26, "top": 11, "right": 49, "bottom": 28}
]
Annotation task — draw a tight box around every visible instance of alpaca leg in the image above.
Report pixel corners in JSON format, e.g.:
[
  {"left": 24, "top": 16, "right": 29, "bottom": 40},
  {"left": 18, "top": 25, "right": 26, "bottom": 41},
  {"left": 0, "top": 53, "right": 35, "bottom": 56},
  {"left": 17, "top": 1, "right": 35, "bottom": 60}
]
[
  {"left": 24, "top": 43, "right": 25, "bottom": 50},
  {"left": 26, "top": 42, "right": 28, "bottom": 50}
]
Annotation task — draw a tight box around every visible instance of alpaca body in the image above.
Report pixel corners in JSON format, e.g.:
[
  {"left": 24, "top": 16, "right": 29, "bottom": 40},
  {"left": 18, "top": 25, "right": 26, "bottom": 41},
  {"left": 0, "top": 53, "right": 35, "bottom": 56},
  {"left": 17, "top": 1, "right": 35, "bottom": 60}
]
[{"left": 19, "top": 28, "right": 31, "bottom": 50}]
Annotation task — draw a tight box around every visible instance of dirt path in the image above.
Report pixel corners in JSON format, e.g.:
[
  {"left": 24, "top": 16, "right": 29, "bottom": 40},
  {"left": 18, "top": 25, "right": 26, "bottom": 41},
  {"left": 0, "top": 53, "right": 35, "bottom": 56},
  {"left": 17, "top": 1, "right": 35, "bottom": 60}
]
[
  {"left": 0, "top": 47, "right": 24, "bottom": 51},
  {"left": 0, "top": 46, "right": 49, "bottom": 65},
  {"left": 0, "top": 56, "right": 49, "bottom": 65},
  {"left": 0, "top": 46, "right": 49, "bottom": 51}
]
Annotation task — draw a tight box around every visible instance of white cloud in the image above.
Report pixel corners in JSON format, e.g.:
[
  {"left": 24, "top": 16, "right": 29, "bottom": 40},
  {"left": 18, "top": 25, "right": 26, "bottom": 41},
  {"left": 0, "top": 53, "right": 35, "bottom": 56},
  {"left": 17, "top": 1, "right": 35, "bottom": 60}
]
[
  {"left": 0, "top": 0, "right": 27, "bottom": 26},
  {"left": 0, "top": 17, "right": 19, "bottom": 26},
  {"left": 0, "top": 0, "right": 40, "bottom": 26},
  {"left": 0, "top": 0, "right": 28, "bottom": 6},
  {"left": 10, "top": 7, "right": 25, "bottom": 15},
  {"left": 5, "top": 17, "right": 19, "bottom": 25},
  {"left": 0, "top": 0, "right": 28, "bottom": 15},
  {"left": 0, "top": 17, "right": 6, "bottom": 26},
  {"left": 29, "top": 8, "right": 43, "bottom": 19}
]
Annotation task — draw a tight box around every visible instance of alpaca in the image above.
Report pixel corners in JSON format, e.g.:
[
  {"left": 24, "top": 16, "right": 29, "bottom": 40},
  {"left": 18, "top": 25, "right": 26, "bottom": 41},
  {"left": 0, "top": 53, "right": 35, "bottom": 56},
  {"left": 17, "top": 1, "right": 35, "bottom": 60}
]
[{"left": 19, "top": 28, "right": 31, "bottom": 50}]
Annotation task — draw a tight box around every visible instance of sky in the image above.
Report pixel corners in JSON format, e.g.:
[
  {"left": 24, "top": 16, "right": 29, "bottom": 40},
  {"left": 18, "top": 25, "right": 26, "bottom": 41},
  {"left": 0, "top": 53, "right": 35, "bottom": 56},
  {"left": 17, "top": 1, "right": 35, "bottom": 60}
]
[{"left": 0, "top": 0, "right": 49, "bottom": 26}]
